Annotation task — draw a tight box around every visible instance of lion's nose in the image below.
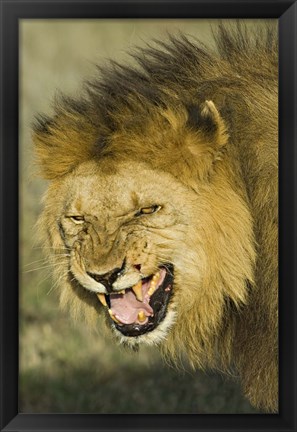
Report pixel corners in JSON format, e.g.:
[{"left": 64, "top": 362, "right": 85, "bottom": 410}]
[{"left": 87, "top": 260, "right": 126, "bottom": 292}]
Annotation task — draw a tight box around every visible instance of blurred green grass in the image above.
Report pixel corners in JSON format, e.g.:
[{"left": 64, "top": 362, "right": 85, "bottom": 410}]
[{"left": 19, "top": 19, "right": 267, "bottom": 414}]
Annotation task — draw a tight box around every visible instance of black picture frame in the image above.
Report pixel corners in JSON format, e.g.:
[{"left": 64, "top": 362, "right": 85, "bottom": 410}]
[{"left": 0, "top": 1, "right": 296, "bottom": 431}]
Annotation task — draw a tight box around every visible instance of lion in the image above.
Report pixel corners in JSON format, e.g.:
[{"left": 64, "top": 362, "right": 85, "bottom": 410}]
[{"left": 33, "top": 23, "right": 278, "bottom": 412}]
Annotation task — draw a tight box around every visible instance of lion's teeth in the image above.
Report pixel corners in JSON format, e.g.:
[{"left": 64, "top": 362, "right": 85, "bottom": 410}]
[
  {"left": 119, "top": 290, "right": 125, "bottom": 295},
  {"left": 148, "top": 280, "right": 157, "bottom": 296},
  {"left": 108, "top": 309, "right": 121, "bottom": 324},
  {"left": 138, "top": 311, "right": 146, "bottom": 322},
  {"left": 152, "top": 272, "right": 160, "bottom": 282},
  {"left": 148, "top": 271, "right": 161, "bottom": 296},
  {"left": 97, "top": 293, "right": 107, "bottom": 307},
  {"left": 132, "top": 281, "right": 143, "bottom": 301}
]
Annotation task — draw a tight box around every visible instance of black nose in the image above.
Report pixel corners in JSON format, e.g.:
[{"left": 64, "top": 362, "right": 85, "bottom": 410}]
[{"left": 87, "top": 260, "right": 125, "bottom": 292}]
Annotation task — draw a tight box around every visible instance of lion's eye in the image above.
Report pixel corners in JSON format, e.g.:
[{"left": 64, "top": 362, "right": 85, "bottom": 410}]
[
  {"left": 67, "top": 215, "right": 85, "bottom": 224},
  {"left": 135, "top": 205, "right": 161, "bottom": 217}
]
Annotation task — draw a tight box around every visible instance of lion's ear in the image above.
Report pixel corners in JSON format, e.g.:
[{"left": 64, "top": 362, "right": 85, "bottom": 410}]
[
  {"left": 187, "top": 100, "right": 228, "bottom": 147},
  {"left": 33, "top": 112, "right": 99, "bottom": 180},
  {"left": 184, "top": 100, "right": 228, "bottom": 179}
]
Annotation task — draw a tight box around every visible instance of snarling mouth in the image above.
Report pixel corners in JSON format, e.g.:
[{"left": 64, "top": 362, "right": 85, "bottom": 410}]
[{"left": 97, "top": 264, "right": 174, "bottom": 337}]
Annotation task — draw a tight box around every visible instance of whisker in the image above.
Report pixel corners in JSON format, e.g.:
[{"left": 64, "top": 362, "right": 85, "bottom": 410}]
[
  {"left": 23, "top": 254, "right": 70, "bottom": 268},
  {"left": 32, "top": 246, "right": 70, "bottom": 250},
  {"left": 23, "top": 260, "right": 69, "bottom": 273},
  {"left": 22, "top": 258, "right": 50, "bottom": 267},
  {"left": 36, "top": 270, "right": 54, "bottom": 288},
  {"left": 46, "top": 270, "right": 70, "bottom": 295}
]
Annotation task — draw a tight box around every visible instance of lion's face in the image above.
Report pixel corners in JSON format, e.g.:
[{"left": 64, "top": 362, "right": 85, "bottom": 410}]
[
  {"left": 40, "top": 143, "right": 255, "bottom": 351},
  {"left": 41, "top": 158, "right": 208, "bottom": 346}
]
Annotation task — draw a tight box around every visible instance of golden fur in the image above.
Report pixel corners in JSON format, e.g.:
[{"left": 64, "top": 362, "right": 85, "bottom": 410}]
[{"left": 33, "top": 23, "right": 278, "bottom": 412}]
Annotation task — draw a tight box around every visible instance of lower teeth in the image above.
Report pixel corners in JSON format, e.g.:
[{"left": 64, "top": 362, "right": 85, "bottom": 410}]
[
  {"left": 108, "top": 309, "right": 121, "bottom": 324},
  {"left": 137, "top": 311, "right": 146, "bottom": 322}
]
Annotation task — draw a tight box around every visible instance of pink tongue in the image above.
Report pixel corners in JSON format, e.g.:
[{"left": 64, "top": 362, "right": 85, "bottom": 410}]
[{"left": 110, "top": 280, "right": 153, "bottom": 325}]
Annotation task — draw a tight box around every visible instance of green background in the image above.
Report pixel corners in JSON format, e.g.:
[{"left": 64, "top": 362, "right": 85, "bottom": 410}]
[{"left": 19, "top": 19, "right": 269, "bottom": 414}]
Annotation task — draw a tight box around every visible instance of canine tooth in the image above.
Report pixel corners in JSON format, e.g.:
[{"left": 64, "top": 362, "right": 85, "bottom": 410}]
[
  {"left": 97, "top": 293, "right": 107, "bottom": 307},
  {"left": 138, "top": 311, "right": 146, "bottom": 322},
  {"left": 132, "top": 281, "right": 143, "bottom": 301},
  {"left": 119, "top": 290, "right": 125, "bottom": 295}
]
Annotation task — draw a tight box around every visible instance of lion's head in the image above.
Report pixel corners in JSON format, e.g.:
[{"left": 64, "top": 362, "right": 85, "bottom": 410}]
[{"left": 35, "top": 98, "right": 255, "bottom": 360}]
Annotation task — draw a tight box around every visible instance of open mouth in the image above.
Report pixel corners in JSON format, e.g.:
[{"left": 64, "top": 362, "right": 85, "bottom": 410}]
[{"left": 96, "top": 264, "right": 174, "bottom": 337}]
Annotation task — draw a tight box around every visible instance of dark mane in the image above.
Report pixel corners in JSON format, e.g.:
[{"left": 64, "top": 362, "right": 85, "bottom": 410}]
[
  {"left": 34, "top": 22, "right": 277, "bottom": 138},
  {"left": 215, "top": 22, "right": 278, "bottom": 68}
]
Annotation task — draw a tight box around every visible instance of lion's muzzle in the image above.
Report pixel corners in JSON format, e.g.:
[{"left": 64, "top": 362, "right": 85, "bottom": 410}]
[{"left": 87, "top": 259, "right": 126, "bottom": 293}]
